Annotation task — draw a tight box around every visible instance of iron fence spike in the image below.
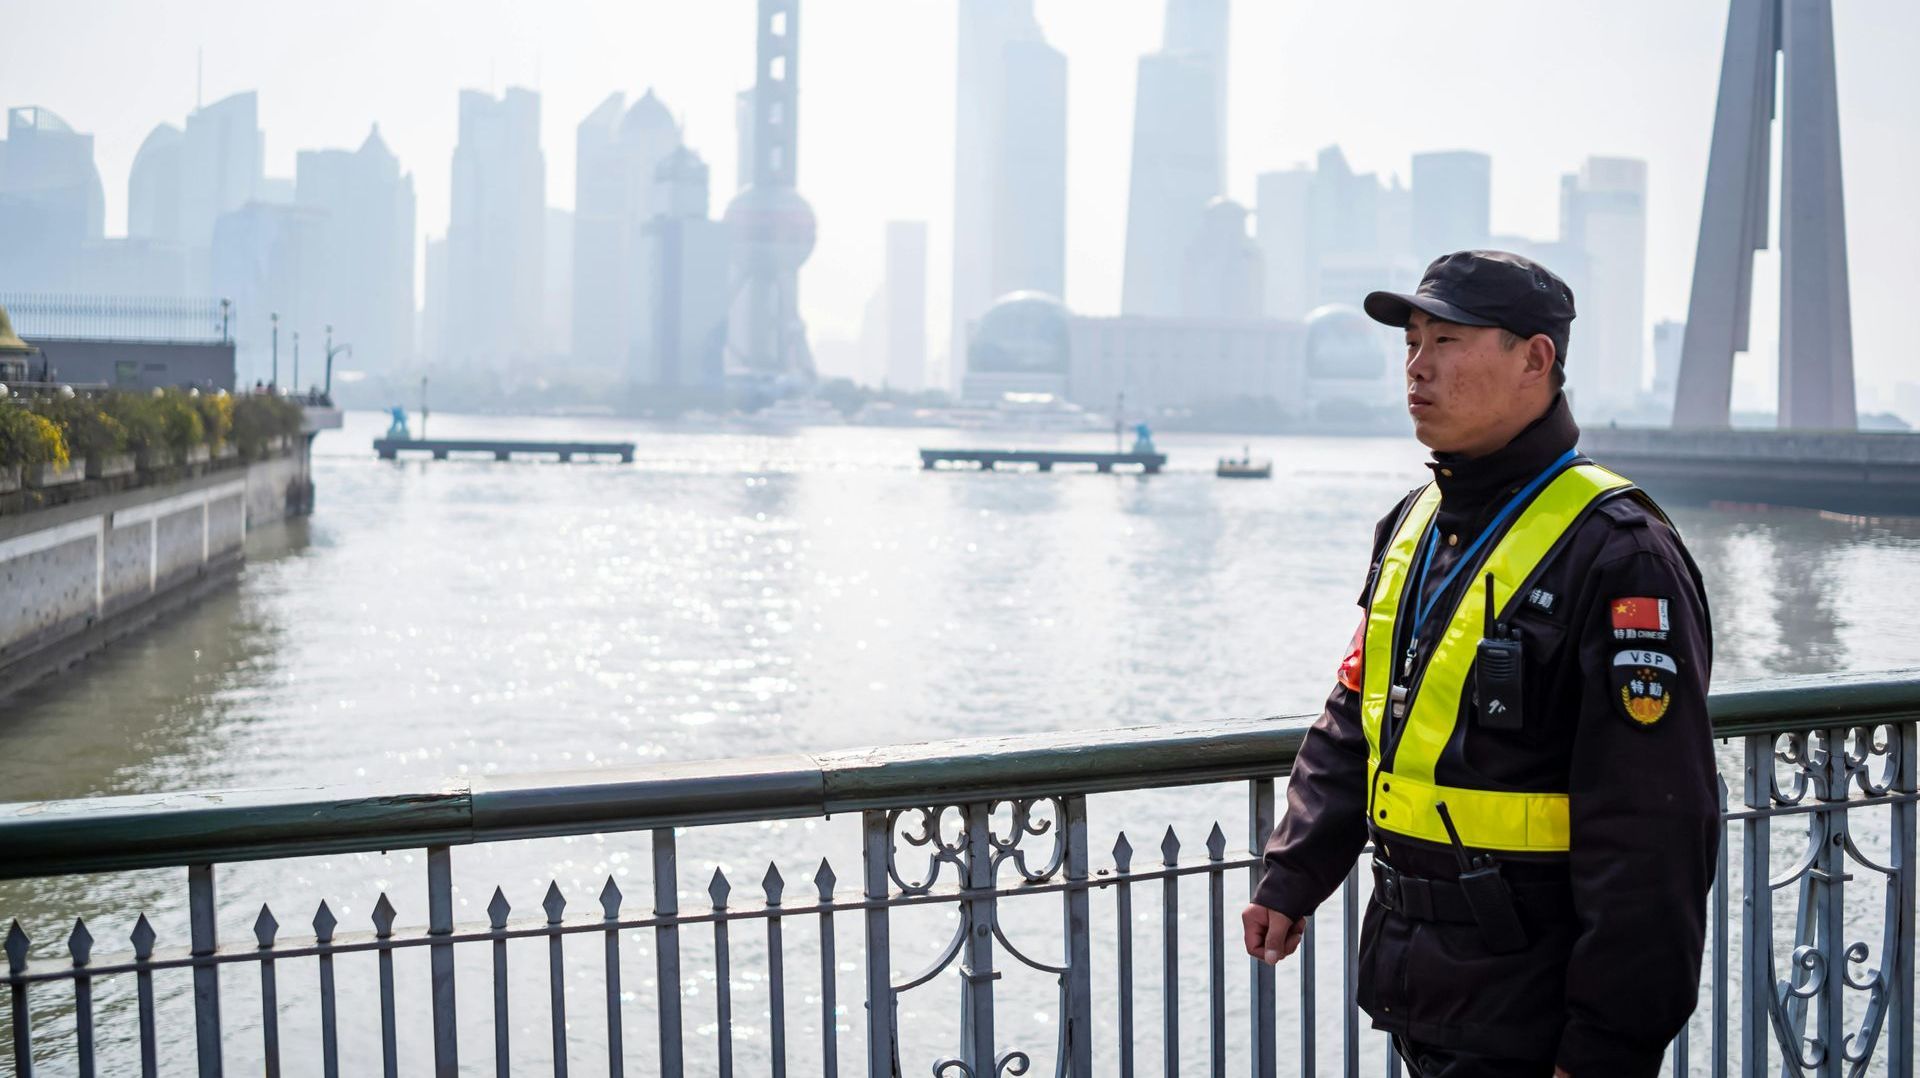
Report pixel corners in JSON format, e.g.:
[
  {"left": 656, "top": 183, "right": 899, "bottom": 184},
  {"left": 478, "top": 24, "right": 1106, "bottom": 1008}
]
[
  {"left": 5, "top": 919, "right": 28, "bottom": 971},
  {"left": 1205, "top": 822, "right": 1227, "bottom": 859},
  {"left": 600, "top": 875, "right": 623, "bottom": 918},
  {"left": 68, "top": 917, "right": 93, "bottom": 966},
  {"left": 312, "top": 900, "right": 337, "bottom": 944},
  {"left": 1161, "top": 825, "right": 1181, "bottom": 863},
  {"left": 814, "top": 857, "right": 836, "bottom": 900},
  {"left": 254, "top": 904, "right": 279, "bottom": 948},
  {"left": 130, "top": 913, "right": 157, "bottom": 960},
  {"left": 372, "top": 893, "right": 397, "bottom": 937},
  {"left": 1113, "top": 831, "right": 1134, "bottom": 871},
  {"left": 543, "top": 881, "right": 566, "bottom": 924},
  {"left": 763, "top": 862, "right": 786, "bottom": 905},
  {"left": 488, "top": 886, "right": 512, "bottom": 929},
  {"left": 709, "top": 866, "right": 732, "bottom": 907}
]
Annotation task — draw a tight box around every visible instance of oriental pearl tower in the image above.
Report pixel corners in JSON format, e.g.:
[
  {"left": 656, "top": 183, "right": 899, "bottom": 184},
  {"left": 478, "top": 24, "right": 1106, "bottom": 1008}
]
[{"left": 723, "top": 0, "right": 816, "bottom": 404}]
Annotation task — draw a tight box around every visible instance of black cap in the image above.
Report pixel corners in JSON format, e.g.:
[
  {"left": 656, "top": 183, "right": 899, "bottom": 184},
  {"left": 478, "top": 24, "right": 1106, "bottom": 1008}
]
[{"left": 1363, "top": 250, "right": 1577, "bottom": 364}]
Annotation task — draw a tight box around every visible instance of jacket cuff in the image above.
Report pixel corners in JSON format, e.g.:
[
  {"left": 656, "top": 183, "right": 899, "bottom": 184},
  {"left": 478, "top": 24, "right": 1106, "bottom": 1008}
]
[
  {"left": 1251, "top": 868, "right": 1320, "bottom": 922},
  {"left": 1556, "top": 1020, "right": 1664, "bottom": 1078}
]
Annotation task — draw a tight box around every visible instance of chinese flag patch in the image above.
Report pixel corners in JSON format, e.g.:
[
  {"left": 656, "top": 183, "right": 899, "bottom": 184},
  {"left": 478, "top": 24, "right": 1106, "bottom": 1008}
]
[{"left": 1610, "top": 597, "right": 1669, "bottom": 632}]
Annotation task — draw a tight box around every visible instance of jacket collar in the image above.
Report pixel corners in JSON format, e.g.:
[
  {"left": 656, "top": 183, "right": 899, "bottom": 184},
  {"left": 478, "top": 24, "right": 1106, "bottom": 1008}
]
[{"left": 1425, "top": 393, "right": 1579, "bottom": 514}]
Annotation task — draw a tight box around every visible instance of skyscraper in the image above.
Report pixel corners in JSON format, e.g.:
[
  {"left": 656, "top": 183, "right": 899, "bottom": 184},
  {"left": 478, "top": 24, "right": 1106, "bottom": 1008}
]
[
  {"left": 210, "top": 202, "right": 327, "bottom": 384},
  {"left": 572, "top": 90, "right": 683, "bottom": 371},
  {"left": 1410, "top": 150, "right": 1491, "bottom": 258},
  {"left": 723, "top": 0, "right": 817, "bottom": 393},
  {"left": 950, "top": 0, "right": 1067, "bottom": 388},
  {"left": 884, "top": 220, "right": 929, "bottom": 391},
  {"left": 128, "top": 123, "right": 186, "bottom": 245},
  {"left": 1651, "top": 319, "right": 1684, "bottom": 413},
  {"left": 0, "top": 106, "right": 105, "bottom": 290},
  {"left": 1162, "top": 0, "right": 1229, "bottom": 177},
  {"left": 993, "top": 39, "right": 1067, "bottom": 303},
  {"left": 1559, "top": 156, "right": 1647, "bottom": 412},
  {"left": 294, "top": 125, "right": 416, "bottom": 372},
  {"left": 1255, "top": 167, "right": 1313, "bottom": 318},
  {"left": 445, "top": 87, "right": 545, "bottom": 368},
  {"left": 1255, "top": 146, "right": 1417, "bottom": 319},
  {"left": 1181, "top": 198, "right": 1263, "bottom": 319},
  {"left": 640, "top": 147, "right": 730, "bottom": 392},
  {"left": 1121, "top": 0, "right": 1228, "bottom": 316},
  {"left": 179, "top": 93, "right": 264, "bottom": 256}
]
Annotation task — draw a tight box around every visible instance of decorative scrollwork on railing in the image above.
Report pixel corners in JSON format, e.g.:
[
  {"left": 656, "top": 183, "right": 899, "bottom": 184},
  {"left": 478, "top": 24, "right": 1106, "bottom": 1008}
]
[
  {"left": 1843, "top": 722, "right": 1902, "bottom": 798},
  {"left": 988, "top": 797, "right": 1066, "bottom": 886},
  {"left": 1769, "top": 730, "right": 1816, "bottom": 806},
  {"left": 887, "top": 805, "right": 969, "bottom": 895},
  {"left": 1754, "top": 719, "right": 1912, "bottom": 1078},
  {"left": 930, "top": 1050, "right": 1030, "bottom": 1078},
  {"left": 882, "top": 797, "right": 1077, "bottom": 1078},
  {"left": 892, "top": 919, "right": 969, "bottom": 995},
  {"left": 1766, "top": 943, "right": 1829, "bottom": 1075},
  {"left": 1837, "top": 877, "right": 1899, "bottom": 1073}
]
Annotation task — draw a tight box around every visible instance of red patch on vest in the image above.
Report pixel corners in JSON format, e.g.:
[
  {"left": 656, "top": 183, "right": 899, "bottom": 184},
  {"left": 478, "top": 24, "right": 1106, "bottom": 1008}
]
[{"left": 1336, "top": 620, "right": 1365, "bottom": 693}]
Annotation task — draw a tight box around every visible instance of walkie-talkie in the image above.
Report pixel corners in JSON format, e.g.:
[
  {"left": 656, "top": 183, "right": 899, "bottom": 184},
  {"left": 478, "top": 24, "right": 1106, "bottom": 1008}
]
[
  {"left": 1474, "top": 572, "right": 1524, "bottom": 731},
  {"left": 1434, "top": 802, "right": 1529, "bottom": 954}
]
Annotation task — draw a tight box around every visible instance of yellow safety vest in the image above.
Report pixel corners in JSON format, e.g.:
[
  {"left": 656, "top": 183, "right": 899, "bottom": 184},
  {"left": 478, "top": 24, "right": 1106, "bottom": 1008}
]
[{"left": 1360, "top": 462, "right": 1633, "bottom": 853}]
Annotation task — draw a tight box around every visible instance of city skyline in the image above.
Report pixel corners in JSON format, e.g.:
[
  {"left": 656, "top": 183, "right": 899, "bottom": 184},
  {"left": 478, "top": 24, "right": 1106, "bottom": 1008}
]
[{"left": 5, "top": 0, "right": 1918, "bottom": 414}]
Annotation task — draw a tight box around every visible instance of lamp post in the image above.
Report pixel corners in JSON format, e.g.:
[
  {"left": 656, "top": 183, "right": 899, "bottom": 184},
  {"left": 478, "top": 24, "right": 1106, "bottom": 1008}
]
[
  {"left": 323, "top": 324, "right": 351, "bottom": 400},
  {"left": 292, "top": 331, "right": 300, "bottom": 395},
  {"left": 270, "top": 313, "right": 279, "bottom": 391}
]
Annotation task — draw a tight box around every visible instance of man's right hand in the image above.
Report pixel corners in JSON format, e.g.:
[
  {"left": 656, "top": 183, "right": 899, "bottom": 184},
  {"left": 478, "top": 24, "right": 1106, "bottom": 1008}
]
[{"left": 1240, "top": 903, "right": 1306, "bottom": 965}]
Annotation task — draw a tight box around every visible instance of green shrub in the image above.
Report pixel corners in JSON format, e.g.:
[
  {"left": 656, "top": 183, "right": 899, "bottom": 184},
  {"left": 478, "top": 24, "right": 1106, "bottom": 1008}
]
[
  {"left": 152, "top": 390, "right": 205, "bottom": 453},
  {"left": 195, "top": 392, "right": 233, "bottom": 447},
  {"left": 0, "top": 404, "right": 70, "bottom": 469},
  {"left": 231, "top": 393, "right": 303, "bottom": 458},
  {"left": 100, "top": 392, "right": 167, "bottom": 454},
  {"left": 35, "top": 395, "right": 128, "bottom": 458}
]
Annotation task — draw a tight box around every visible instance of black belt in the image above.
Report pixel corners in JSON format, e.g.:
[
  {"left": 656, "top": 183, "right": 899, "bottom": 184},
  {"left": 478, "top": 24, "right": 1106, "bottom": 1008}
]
[{"left": 1371, "top": 858, "right": 1573, "bottom": 926}]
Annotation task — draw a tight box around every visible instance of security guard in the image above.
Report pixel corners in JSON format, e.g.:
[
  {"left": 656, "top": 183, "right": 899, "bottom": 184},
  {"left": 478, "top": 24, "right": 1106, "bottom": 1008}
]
[{"left": 1240, "top": 251, "right": 1717, "bottom": 1078}]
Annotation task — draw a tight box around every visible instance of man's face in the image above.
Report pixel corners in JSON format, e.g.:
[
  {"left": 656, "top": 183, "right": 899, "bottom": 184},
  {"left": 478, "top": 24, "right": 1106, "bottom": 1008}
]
[{"left": 1403, "top": 311, "right": 1547, "bottom": 456}]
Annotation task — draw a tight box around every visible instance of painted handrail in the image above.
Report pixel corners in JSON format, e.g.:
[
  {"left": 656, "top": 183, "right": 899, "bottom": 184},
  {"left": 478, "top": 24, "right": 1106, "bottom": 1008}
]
[{"left": 3, "top": 668, "right": 1914, "bottom": 879}]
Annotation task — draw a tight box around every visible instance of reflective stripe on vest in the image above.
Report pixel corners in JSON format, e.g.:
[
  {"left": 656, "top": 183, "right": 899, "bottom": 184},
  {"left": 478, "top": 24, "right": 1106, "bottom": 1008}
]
[{"left": 1360, "top": 462, "right": 1633, "bottom": 852}]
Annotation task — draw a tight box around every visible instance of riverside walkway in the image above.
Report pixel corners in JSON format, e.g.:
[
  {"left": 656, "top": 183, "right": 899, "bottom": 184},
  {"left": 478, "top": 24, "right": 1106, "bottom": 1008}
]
[{"left": 2, "top": 670, "right": 1914, "bottom": 1075}]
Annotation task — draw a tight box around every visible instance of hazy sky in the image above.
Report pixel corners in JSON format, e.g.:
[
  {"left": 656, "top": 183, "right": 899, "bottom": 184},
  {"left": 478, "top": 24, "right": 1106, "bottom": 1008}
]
[{"left": 9, "top": 0, "right": 1918, "bottom": 408}]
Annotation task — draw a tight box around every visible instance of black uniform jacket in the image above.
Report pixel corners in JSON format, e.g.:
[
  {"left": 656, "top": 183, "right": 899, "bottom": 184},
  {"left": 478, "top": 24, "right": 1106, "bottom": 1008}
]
[{"left": 1253, "top": 395, "right": 1718, "bottom": 1077}]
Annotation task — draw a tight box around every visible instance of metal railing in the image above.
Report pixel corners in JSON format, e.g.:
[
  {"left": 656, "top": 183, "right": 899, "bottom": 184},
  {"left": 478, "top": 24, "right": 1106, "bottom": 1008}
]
[
  {"left": 0, "top": 294, "right": 230, "bottom": 345},
  {"left": 1, "top": 670, "right": 1914, "bottom": 1076}
]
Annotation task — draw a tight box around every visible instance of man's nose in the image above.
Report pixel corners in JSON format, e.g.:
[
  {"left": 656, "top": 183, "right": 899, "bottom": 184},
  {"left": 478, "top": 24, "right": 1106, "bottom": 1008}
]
[{"left": 1406, "top": 342, "right": 1432, "bottom": 382}]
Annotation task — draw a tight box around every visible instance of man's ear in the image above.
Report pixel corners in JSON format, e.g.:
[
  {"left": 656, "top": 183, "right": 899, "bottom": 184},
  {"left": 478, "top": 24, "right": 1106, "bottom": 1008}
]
[{"left": 1524, "top": 334, "right": 1557, "bottom": 378}]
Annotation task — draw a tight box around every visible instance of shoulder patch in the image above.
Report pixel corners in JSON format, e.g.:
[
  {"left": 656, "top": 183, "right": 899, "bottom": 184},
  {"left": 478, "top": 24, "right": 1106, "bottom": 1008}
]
[
  {"left": 1612, "top": 650, "right": 1677, "bottom": 728},
  {"left": 1609, "top": 595, "right": 1670, "bottom": 641}
]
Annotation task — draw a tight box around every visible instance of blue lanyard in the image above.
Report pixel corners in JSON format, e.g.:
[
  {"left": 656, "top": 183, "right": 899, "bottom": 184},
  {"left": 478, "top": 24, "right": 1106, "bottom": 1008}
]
[{"left": 1405, "top": 447, "right": 1579, "bottom": 648}]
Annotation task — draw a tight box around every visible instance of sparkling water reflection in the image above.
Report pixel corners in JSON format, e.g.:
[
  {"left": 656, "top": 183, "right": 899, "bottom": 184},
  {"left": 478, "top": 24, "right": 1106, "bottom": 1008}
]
[{"left": 3, "top": 411, "right": 1919, "bottom": 1072}]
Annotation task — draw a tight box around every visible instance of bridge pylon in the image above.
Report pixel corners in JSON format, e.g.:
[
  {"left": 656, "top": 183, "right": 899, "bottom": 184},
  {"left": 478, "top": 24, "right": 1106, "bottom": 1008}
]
[{"left": 1675, "top": 0, "right": 1856, "bottom": 430}]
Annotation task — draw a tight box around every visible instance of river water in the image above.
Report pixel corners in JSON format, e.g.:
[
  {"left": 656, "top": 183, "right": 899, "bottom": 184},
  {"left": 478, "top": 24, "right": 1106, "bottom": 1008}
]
[{"left": 3, "top": 411, "right": 1917, "bottom": 1074}]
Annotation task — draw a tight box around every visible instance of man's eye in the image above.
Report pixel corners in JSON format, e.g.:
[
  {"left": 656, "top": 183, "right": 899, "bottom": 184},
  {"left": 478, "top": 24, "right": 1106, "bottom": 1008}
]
[{"left": 1435, "top": 336, "right": 1455, "bottom": 344}]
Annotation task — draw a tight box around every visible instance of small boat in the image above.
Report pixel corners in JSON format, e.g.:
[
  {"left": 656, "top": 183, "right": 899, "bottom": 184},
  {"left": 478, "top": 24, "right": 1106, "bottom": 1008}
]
[{"left": 1216, "top": 445, "right": 1272, "bottom": 479}]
